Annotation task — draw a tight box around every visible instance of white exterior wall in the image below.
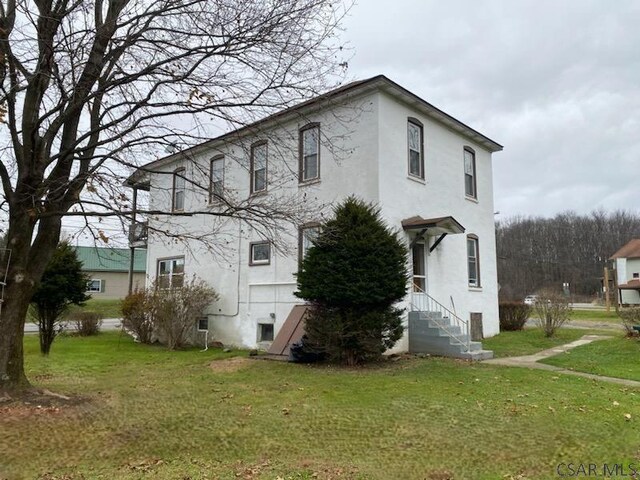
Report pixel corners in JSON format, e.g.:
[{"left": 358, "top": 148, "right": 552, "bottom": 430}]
[
  {"left": 615, "top": 257, "right": 640, "bottom": 304},
  {"left": 144, "top": 88, "right": 500, "bottom": 348},
  {"left": 146, "top": 93, "right": 380, "bottom": 347},
  {"left": 376, "top": 92, "right": 499, "bottom": 341}
]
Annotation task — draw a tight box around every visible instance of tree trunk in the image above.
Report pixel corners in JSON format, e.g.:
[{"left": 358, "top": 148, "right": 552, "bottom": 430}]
[
  {"left": 0, "top": 278, "right": 34, "bottom": 391},
  {"left": 0, "top": 211, "right": 61, "bottom": 392}
]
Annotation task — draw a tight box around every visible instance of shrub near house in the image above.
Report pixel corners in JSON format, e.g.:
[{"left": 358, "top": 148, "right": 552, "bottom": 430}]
[
  {"left": 295, "top": 197, "right": 408, "bottom": 365},
  {"left": 122, "top": 277, "right": 218, "bottom": 349}
]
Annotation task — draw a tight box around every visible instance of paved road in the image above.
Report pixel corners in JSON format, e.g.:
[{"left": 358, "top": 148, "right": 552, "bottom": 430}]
[{"left": 24, "top": 318, "right": 123, "bottom": 334}]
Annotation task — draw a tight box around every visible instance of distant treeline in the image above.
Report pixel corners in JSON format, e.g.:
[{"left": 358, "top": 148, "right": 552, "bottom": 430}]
[{"left": 496, "top": 210, "right": 640, "bottom": 300}]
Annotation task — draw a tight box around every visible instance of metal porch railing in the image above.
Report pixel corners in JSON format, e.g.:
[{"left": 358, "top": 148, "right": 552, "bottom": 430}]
[{"left": 409, "top": 285, "right": 471, "bottom": 352}]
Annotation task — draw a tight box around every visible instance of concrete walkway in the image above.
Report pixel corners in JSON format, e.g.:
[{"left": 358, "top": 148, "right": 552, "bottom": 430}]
[{"left": 484, "top": 334, "right": 640, "bottom": 388}]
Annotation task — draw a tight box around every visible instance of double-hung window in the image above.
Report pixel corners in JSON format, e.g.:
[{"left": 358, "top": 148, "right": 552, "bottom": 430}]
[
  {"left": 172, "top": 168, "right": 185, "bottom": 211},
  {"left": 210, "top": 155, "right": 224, "bottom": 202},
  {"left": 407, "top": 118, "right": 424, "bottom": 179},
  {"left": 158, "top": 257, "right": 185, "bottom": 289},
  {"left": 464, "top": 147, "right": 477, "bottom": 199},
  {"left": 251, "top": 142, "right": 267, "bottom": 193},
  {"left": 299, "top": 224, "right": 321, "bottom": 262},
  {"left": 467, "top": 236, "right": 480, "bottom": 287},
  {"left": 299, "top": 124, "right": 320, "bottom": 182}
]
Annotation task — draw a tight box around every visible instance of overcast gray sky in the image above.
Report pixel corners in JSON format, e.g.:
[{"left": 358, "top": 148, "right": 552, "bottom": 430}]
[{"left": 342, "top": 0, "right": 640, "bottom": 218}]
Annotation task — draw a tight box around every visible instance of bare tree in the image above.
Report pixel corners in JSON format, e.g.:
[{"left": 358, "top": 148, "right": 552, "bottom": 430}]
[
  {"left": 496, "top": 210, "right": 640, "bottom": 301},
  {"left": 533, "top": 288, "right": 571, "bottom": 337},
  {"left": 0, "top": 0, "right": 351, "bottom": 393}
]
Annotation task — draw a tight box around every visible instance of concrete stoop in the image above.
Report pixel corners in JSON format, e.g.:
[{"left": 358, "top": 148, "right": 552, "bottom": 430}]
[{"left": 408, "top": 311, "right": 494, "bottom": 361}]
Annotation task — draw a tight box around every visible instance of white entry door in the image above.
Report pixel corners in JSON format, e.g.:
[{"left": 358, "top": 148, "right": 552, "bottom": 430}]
[{"left": 412, "top": 242, "right": 427, "bottom": 293}]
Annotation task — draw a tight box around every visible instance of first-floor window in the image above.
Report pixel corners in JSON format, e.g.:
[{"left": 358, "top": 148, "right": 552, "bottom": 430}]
[
  {"left": 299, "top": 224, "right": 321, "bottom": 262},
  {"left": 467, "top": 236, "right": 480, "bottom": 287},
  {"left": 250, "top": 241, "right": 271, "bottom": 265},
  {"left": 87, "top": 279, "right": 102, "bottom": 292},
  {"left": 158, "top": 257, "right": 185, "bottom": 288}
]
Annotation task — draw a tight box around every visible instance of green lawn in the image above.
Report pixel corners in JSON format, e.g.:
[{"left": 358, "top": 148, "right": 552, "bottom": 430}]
[
  {"left": 541, "top": 335, "right": 640, "bottom": 381},
  {"left": 482, "top": 328, "right": 613, "bottom": 357},
  {"left": 569, "top": 309, "right": 621, "bottom": 322},
  {"left": 65, "top": 298, "right": 123, "bottom": 319},
  {"left": 2, "top": 333, "right": 640, "bottom": 479}
]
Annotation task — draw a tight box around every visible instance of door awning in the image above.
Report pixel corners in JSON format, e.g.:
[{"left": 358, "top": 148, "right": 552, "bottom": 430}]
[{"left": 401, "top": 216, "right": 465, "bottom": 235}]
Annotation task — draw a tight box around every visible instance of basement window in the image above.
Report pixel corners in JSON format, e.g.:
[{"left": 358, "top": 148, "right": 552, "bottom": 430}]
[
  {"left": 634, "top": 273, "right": 639, "bottom": 279},
  {"left": 197, "top": 317, "right": 209, "bottom": 331},
  {"left": 258, "top": 323, "right": 274, "bottom": 342}
]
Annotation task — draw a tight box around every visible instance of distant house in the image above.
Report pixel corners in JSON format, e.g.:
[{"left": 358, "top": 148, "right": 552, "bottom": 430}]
[
  {"left": 610, "top": 239, "right": 640, "bottom": 305},
  {"left": 74, "top": 246, "right": 147, "bottom": 299}
]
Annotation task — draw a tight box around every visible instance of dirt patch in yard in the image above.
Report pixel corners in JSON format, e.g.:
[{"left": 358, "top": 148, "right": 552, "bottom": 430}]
[
  {"left": 209, "top": 356, "right": 251, "bottom": 373},
  {"left": 0, "top": 389, "right": 92, "bottom": 421}
]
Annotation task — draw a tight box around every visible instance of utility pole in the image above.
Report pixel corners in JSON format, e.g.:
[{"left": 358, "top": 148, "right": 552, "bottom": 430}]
[{"left": 604, "top": 266, "right": 610, "bottom": 312}]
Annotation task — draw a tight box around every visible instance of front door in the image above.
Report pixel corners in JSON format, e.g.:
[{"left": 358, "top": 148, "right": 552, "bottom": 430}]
[{"left": 412, "top": 242, "right": 427, "bottom": 293}]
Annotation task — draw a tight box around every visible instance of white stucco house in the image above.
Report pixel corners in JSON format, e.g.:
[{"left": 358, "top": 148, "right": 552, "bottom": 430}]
[
  {"left": 610, "top": 239, "right": 640, "bottom": 305},
  {"left": 127, "top": 75, "right": 503, "bottom": 359}
]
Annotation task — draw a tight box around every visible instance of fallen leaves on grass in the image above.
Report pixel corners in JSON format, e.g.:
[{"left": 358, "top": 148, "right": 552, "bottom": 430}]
[{"left": 123, "top": 458, "right": 164, "bottom": 472}]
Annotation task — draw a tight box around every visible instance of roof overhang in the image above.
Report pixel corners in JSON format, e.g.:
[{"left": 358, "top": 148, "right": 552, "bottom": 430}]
[
  {"left": 402, "top": 216, "right": 465, "bottom": 236},
  {"left": 619, "top": 281, "right": 640, "bottom": 290}
]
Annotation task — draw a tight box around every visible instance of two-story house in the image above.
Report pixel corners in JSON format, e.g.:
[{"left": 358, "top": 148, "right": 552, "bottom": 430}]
[
  {"left": 127, "top": 75, "right": 503, "bottom": 359},
  {"left": 610, "top": 239, "right": 640, "bottom": 305}
]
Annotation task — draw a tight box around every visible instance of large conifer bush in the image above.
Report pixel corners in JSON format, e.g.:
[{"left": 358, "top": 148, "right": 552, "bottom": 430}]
[{"left": 295, "top": 197, "right": 408, "bottom": 365}]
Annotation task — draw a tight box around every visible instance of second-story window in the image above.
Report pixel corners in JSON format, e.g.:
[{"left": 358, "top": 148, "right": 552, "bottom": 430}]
[
  {"left": 172, "top": 168, "right": 185, "bottom": 211},
  {"left": 299, "top": 124, "right": 320, "bottom": 182},
  {"left": 210, "top": 155, "right": 224, "bottom": 202},
  {"left": 407, "top": 118, "right": 424, "bottom": 179},
  {"left": 464, "top": 147, "right": 477, "bottom": 199},
  {"left": 251, "top": 142, "right": 267, "bottom": 193}
]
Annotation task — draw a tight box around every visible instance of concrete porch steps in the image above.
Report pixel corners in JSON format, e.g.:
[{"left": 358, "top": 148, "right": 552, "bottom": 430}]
[{"left": 408, "top": 311, "right": 494, "bottom": 361}]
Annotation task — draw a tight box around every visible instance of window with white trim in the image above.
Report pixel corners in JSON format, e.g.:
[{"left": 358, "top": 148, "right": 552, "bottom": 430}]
[
  {"left": 467, "top": 236, "right": 480, "bottom": 287},
  {"left": 197, "top": 317, "right": 209, "bottom": 331},
  {"left": 250, "top": 242, "right": 270, "bottom": 265},
  {"left": 251, "top": 142, "right": 267, "bottom": 193},
  {"left": 157, "top": 257, "right": 185, "bottom": 288},
  {"left": 209, "top": 156, "right": 224, "bottom": 202},
  {"left": 407, "top": 119, "right": 424, "bottom": 179},
  {"left": 87, "top": 279, "right": 102, "bottom": 292},
  {"left": 464, "top": 148, "right": 477, "bottom": 198},
  {"left": 300, "top": 124, "right": 320, "bottom": 182},
  {"left": 172, "top": 168, "right": 185, "bottom": 211}
]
